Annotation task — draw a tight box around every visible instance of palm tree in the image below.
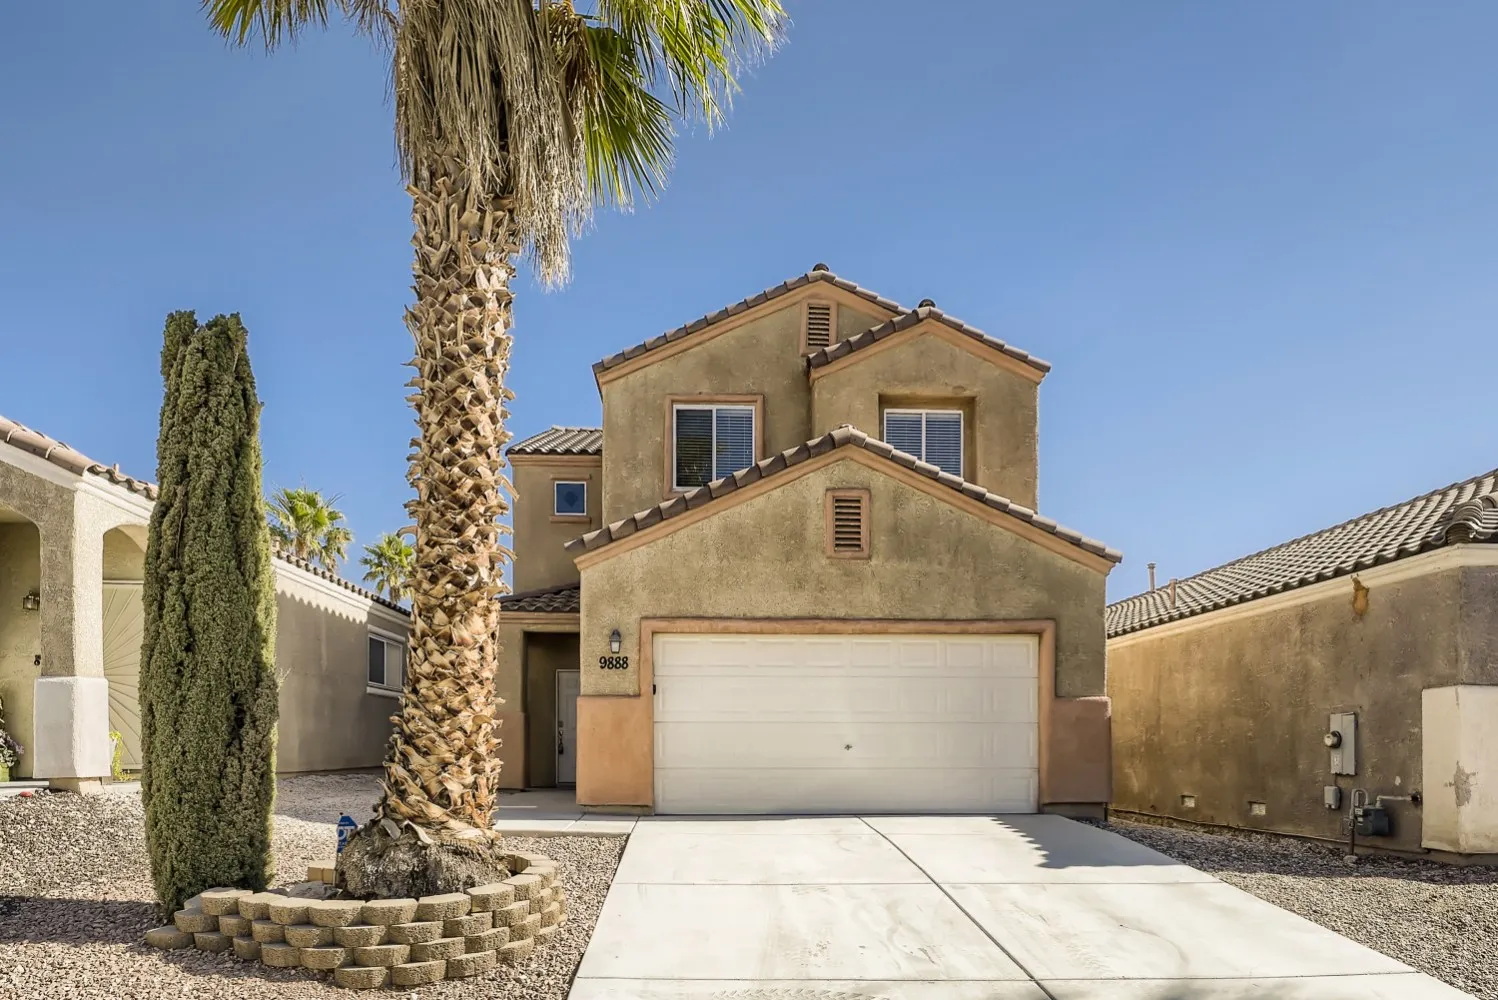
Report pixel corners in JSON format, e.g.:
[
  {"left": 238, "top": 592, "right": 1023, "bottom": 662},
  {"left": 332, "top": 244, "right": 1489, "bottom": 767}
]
[
  {"left": 266, "top": 486, "right": 355, "bottom": 571},
  {"left": 205, "top": 0, "right": 784, "bottom": 890},
  {"left": 361, "top": 532, "right": 415, "bottom": 602}
]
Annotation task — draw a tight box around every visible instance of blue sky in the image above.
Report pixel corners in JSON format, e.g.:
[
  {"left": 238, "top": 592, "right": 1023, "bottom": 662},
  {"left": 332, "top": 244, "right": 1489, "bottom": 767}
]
[{"left": 3, "top": 1, "right": 1497, "bottom": 600}]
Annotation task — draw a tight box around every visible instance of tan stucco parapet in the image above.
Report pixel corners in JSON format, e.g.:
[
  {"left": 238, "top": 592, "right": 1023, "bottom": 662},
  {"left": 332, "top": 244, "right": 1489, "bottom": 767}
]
[
  {"left": 591, "top": 266, "right": 904, "bottom": 382},
  {"left": 565, "top": 425, "right": 1121, "bottom": 570},
  {"left": 805, "top": 305, "right": 1051, "bottom": 382}
]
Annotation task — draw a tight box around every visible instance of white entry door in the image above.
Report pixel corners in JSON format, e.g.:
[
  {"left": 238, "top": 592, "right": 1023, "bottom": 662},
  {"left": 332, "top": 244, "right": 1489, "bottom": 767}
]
[
  {"left": 102, "top": 582, "right": 145, "bottom": 770},
  {"left": 555, "top": 669, "right": 580, "bottom": 786},
  {"left": 653, "top": 632, "right": 1039, "bottom": 815}
]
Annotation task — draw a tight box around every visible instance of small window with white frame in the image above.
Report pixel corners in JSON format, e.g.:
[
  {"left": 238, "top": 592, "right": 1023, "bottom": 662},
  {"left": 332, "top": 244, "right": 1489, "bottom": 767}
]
[
  {"left": 673, "top": 403, "right": 756, "bottom": 491},
  {"left": 367, "top": 629, "right": 405, "bottom": 697},
  {"left": 883, "top": 408, "right": 964, "bottom": 478},
  {"left": 553, "top": 480, "right": 587, "bottom": 517}
]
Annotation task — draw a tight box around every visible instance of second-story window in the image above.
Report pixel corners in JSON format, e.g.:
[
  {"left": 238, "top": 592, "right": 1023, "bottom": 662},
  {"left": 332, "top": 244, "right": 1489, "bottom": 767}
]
[
  {"left": 883, "top": 408, "right": 964, "bottom": 478},
  {"left": 554, "top": 480, "right": 587, "bottom": 517},
  {"left": 674, "top": 403, "right": 755, "bottom": 490}
]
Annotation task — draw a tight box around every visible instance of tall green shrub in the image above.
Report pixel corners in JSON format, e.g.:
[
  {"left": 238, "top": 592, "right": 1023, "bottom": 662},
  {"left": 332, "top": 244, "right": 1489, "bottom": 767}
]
[{"left": 140, "top": 311, "right": 279, "bottom": 914}]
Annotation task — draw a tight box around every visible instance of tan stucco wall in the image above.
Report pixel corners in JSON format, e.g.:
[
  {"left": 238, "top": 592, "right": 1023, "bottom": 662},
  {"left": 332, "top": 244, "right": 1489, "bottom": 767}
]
[
  {"left": 0, "top": 522, "right": 42, "bottom": 777},
  {"left": 271, "top": 566, "right": 409, "bottom": 774},
  {"left": 576, "top": 453, "right": 1109, "bottom": 809},
  {"left": 811, "top": 333, "right": 1039, "bottom": 509},
  {"left": 836, "top": 305, "right": 884, "bottom": 342},
  {"left": 103, "top": 528, "right": 145, "bottom": 581},
  {"left": 524, "top": 631, "right": 579, "bottom": 788},
  {"left": 600, "top": 302, "right": 815, "bottom": 523},
  {"left": 496, "top": 621, "right": 525, "bottom": 788},
  {"left": 1107, "top": 558, "right": 1498, "bottom": 853},
  {"left": 511, "top": 457, "right": 601, "bottom": 593}
]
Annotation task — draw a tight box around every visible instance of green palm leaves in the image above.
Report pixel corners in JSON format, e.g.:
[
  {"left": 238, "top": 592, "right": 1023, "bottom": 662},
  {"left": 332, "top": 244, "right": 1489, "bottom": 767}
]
[
  {"left": 360, "top": 531, "right": 414, "bottom": 602},
  {"left": 265, "top": 486, "right": 353, "bottom": 570}
]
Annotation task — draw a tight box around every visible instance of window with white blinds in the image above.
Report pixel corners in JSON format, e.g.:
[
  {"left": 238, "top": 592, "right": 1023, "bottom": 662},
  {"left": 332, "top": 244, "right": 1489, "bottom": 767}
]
[
  {"left": 883, "top": 409, "right": 963, "bottom": 478},
  {"left": 674, "top": 404, "right": 756, "bottom": 490}
]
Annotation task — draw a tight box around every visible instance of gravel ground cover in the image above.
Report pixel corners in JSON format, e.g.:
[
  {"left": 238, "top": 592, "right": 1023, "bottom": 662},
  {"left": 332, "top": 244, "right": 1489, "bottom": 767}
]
[
  {"left": 0, "top": 773, "right": 625, "bottom": 999},
  {"left": 1101, "top": 816, "right": 1498, "bottom": 1000}
]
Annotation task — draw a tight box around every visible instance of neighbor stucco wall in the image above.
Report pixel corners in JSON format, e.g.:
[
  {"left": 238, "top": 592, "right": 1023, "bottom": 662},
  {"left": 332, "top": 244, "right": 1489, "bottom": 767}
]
[
  {"left": 1108, "top": 558, "right": 1498, "bottom": 853},
  {"left": 272, "top": 565, "right": 408, "bottom": 773},
  {"left": 0, "top": 522, "right": 42, "bottom": 777},
  {"left": 810, "top": 332, "right": 1039, "bottom": 509},
  {"left": 600, "top": 302, "right": 815, "bottom": 522},
  {"left": 511, "top": 457, "right": 601, "bottom": 593}
]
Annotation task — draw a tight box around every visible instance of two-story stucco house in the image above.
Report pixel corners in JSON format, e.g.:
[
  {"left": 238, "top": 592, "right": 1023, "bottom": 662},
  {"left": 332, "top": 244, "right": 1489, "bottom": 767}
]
[{"left": 496, "top": 265, "right": 1122, "bottom": 817}]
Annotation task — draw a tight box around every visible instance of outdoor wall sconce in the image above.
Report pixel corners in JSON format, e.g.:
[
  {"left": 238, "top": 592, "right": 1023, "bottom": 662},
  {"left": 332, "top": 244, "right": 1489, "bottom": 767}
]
[
  {"left": 21, "top": 591, "right": 39, "bottom": 612},
  {"left": 609, "top": 628, "right": 622, "bottom": 655}
]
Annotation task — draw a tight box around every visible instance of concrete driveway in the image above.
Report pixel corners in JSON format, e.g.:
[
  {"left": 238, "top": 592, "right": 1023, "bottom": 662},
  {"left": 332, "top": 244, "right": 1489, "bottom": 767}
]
[{"left": 569, "top": 814, "right": 1472, "bottom": 999}]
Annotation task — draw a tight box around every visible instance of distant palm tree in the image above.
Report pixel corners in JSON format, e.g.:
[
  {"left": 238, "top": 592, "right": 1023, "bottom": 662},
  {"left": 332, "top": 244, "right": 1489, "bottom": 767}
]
[
  {"left": 266, "top": 486, "right": 353, "bottom": 571},
  {"left": 360, "top": 532, "right": 414, "bottom": 602}
]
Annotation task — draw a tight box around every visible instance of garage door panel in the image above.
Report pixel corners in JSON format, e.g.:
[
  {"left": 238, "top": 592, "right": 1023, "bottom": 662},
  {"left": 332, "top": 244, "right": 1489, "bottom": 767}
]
[
  {"left": 653, "top": 632, "right": 1040, "bottom": 815},
  {"left": 655, "top": 766, "right": 1038, "bottom": 816}
]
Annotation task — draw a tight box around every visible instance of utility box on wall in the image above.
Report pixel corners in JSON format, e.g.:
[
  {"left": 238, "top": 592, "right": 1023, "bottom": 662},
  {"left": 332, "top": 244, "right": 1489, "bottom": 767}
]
[{"left": 1327, "top": 712, "right": 1357, "bottom": 775}]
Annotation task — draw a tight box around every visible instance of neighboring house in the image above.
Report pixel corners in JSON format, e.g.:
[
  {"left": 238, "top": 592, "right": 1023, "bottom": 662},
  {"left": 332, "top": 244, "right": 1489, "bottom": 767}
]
[
  {"left": 497, "top": 264, "right": 1122, "bottom": 817},
  {"left": 0, "top": 415, "right": 408, "bottom": 788},
  {"left": 1107, "top": 468, "right": 1498, "bottom": 858}
]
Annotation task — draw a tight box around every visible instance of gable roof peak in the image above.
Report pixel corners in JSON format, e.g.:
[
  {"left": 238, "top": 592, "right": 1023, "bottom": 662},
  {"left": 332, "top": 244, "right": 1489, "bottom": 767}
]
[{"left": 805, "top": 306, "right": 1051, "bottom": 377}]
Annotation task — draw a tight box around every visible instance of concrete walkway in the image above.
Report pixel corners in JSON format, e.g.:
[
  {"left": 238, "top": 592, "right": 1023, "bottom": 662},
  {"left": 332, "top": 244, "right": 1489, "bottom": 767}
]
[
  {"left": 569, "top": 814, "right": 1473, "bottom": 999},
  {"left": 493, "top": 788, "right": 638, "bottom": 836}
]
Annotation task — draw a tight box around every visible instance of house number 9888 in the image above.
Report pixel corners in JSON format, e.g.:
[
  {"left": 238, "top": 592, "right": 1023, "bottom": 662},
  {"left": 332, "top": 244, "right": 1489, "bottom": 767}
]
[{"left": 598, "top": 655, "right": 630, "bottom": 670}]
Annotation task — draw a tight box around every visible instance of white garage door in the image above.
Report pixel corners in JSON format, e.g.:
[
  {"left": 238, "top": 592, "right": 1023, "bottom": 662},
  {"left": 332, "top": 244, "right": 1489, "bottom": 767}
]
[{"left": 653, "top": 632, "right": 1038, "bottom": 815}]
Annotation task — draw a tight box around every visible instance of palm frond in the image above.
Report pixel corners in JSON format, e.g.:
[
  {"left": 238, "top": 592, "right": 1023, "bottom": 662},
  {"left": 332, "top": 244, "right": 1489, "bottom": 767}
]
[{"left": 202, "top": 0, "right": 394, "bottom": 49}]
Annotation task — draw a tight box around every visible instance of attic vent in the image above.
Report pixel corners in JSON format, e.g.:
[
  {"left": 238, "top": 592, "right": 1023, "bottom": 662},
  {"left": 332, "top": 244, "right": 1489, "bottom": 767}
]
[
  {"left": 825, "top": 489, "right": 870, "bottom": 558},
  {"left": 804, "top": 301, "right": 834, "bottom": 351}
]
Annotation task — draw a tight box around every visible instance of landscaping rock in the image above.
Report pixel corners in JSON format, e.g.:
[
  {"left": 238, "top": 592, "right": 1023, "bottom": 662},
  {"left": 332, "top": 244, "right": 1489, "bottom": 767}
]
[
  {"left": 260, "top": 942, "right": 302, "bottom": 968},
  {"left": 445, "top": 949, "right": 496, "bottom": 978},
  {"left": 333, "top": 966, "right": 390, "bottom": 990},
  {"left": 465, "top": 882, "right": 515, "bottom": 912},
  {"left": 216, "top": 914, "right": 250, "bottom": 938},
  {"left": 351, "top": 943, "right": 410, "bottom": 968},
  {"left": 390, "top": 960, "right": 446, "bottom": 987},
  {"left": 232, "top": 936, "right": 261, "bottom": 961},
  {"left": 496, "top": 937, "right": 535, "bottom": 965},
  {"left": 144, "top": 926, "right": 194, "bottom": 950},
  {"left": 359, "top": 898, "right": 417, "bottom": 926},
  {"left": 172, "top": 909, "right": 218, "bottom": 934},
  {"left": 305, "top": 899, "right": 363, "bottom": 927},
  {"left": 332, "top": 923, "right": 387, "bottom": 948},
  {"left": 283, "top": 924, "right": 333, "bottom": 948},
  {"left": 199, "top": 888, "right": 252, "bottom": 916},
  {"left": 464, "top": 926, "right": 508, "bottom": 953},
  {"left": 236, "top": 891, "right": 283, "bottom": 921},
  {"left": 250, "top": 919, "right": 286, "bottom": 944},
  {"left": 299, "top": 945, "right": 350, "bottom": 971},
  {"left": 266, "top": 899, "right": 309, "bottom": 925},
  {"left": 536, "top": 925, "right": 559, "bottom": 945},
  {"left": 385, "top": 920, "right": 442, "bottom": 945},
  {"left": 277, "top": 880, "right": 338, "bottom": 900},
  {"left": 409, "top": 937, "right": 465, "bottom": 962},
  {"left": 193, "top": 931, "right": 231, "bottom": 953},
  {"left": 443, "top": 912, "right": 491, "bottom": 938},
  {"left": 414, "top": 892, "right": 470, "bottom": 921}
]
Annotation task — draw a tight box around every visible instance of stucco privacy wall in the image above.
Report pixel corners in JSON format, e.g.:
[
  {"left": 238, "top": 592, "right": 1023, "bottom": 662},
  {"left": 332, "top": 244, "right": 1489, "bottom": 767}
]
[
  {"left": 599, "top": 297, "right": 888, "bottom": 523},
  {"left": 809, "top": 328, "right": 1040, "bottom": 510},
  {"left": 510, "top": 456, "right": 601, "bottom": 593},
  {"left": 1423, "top": 685, "right": 1498, "bottom": 854},
  {"left": 271, "top": 565, "right": 410, "bottom": 773},
  {"left": 0, "top": 521, "right": 41, "bottom": 776},
  {"left": 1108, "top": 553, "right": 1498, "bottom": 854},
  {"left": 575, "top": 454, "right": 1109, "bottom": 810}
]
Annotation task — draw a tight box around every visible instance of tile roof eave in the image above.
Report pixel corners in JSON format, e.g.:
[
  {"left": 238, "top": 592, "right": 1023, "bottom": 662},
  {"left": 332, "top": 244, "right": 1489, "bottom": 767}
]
[
  {"left": 507, "top": 426, "right": 603, "bottom": 457},
  {"left": 804, "top": 305, "right": 1051, "bottom": 376},
  {"left": 564, "top": 425, "right": 1120, "bottom": 565}
]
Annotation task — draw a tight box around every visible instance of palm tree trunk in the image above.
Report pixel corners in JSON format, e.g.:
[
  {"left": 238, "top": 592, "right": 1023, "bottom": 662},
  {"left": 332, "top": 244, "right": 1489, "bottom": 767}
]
[{"left": 378, "top": 149, "right": 516, "bottom": 839}]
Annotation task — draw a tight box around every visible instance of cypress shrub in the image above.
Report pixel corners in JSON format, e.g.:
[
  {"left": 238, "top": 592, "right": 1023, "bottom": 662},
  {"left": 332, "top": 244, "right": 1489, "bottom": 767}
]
[{"left": 139, "top": 311, "right": 279, "bottom": 915}]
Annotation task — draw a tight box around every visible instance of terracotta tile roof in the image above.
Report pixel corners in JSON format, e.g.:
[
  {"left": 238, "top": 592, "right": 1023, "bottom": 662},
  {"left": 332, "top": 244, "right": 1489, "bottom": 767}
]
[
  {"left": 805, "top": 304, "right": 1051, "bottom": 377},
  {"left": 565, "top": 425, "right": 1120, "bottom": 563},
  {"left": 508, "top": 426, "right": 603, "bottom": 456},
  {"left": 1106, "top": 467, "right": 1498, "bottom": 638},
  {"left": 0, "top": 413, "right": 159, "bottom": 500},
  {"left": 498, "top": 583, "right": 580, "bottom": 614},
  {"left": 0, "top": 412, "right": 408, "bottom": 615},
  {"left": 592, "top": 265, "right": 904, "bottom": 377}
]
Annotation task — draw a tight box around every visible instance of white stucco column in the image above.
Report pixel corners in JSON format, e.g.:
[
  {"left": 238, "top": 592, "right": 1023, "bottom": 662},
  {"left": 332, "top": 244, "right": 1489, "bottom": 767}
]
[
  {"left": 31, "top": 493, "right": 116, "bottom": 790},
  {"left": 1422, "top": 685, "right": 1498, "bottom": 855}
]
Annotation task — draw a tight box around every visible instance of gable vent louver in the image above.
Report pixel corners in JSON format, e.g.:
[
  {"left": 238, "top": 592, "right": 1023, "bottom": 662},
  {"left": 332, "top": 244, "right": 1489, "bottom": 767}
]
[
  {"left": 805, "top": 302, "right": 833, "bottom": 350},
  {"left": 827, "top": 489, "right": 869, "bottom": 557}
]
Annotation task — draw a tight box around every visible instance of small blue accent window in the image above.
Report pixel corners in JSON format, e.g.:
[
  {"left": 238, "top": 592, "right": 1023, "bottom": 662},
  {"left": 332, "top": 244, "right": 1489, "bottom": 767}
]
[{"left": 554, "top": 481, "right": 587, "bottom": 516}]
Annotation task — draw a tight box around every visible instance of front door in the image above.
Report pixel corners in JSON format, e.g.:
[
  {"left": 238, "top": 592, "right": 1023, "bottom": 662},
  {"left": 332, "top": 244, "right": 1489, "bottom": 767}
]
[{"left": 555, "top": 669, "right": 580, "bottom": 786}]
